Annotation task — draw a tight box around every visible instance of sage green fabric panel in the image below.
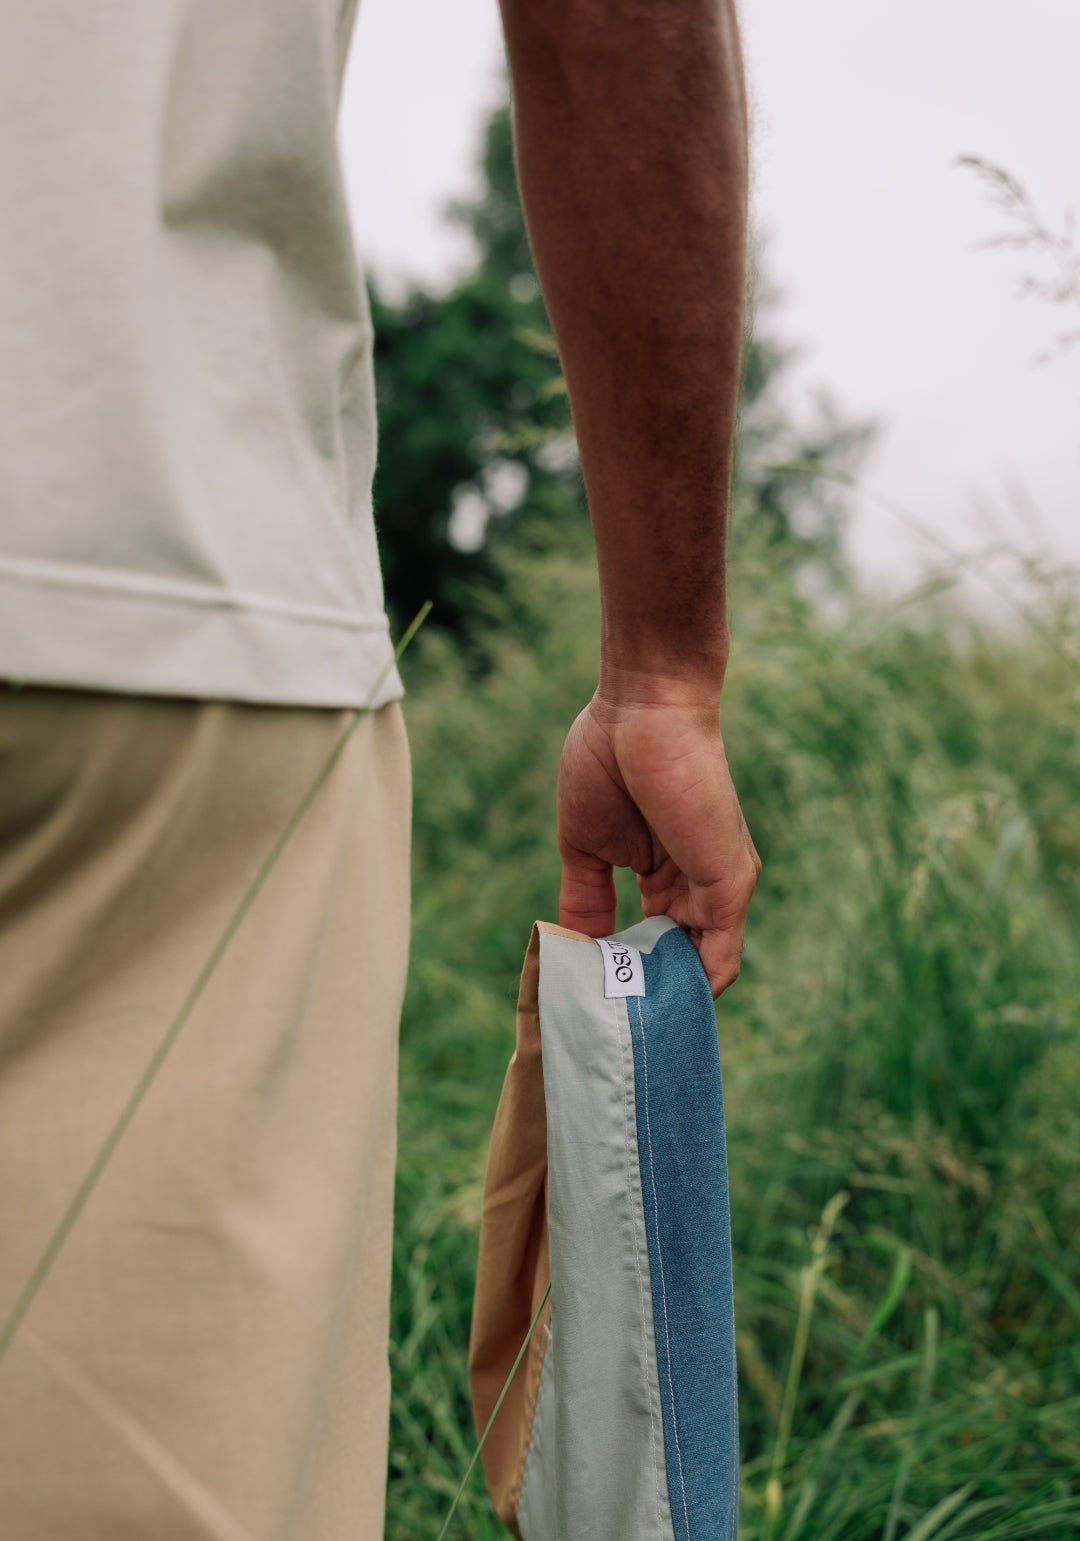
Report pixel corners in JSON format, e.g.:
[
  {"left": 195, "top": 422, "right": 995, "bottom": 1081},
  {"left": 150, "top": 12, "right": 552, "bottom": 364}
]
[
  {"left": 516, "top": 1316, "right": 555, "bottom": 1540},
  {"left": 518, "top": 920, "right": 676, "bottom": 1541}
]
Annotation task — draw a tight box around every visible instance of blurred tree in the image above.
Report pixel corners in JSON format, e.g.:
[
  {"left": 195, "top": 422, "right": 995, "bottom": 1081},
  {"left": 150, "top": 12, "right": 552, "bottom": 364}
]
[
  {"left": 369, "top": 105, "right": 579, "bottom": 647},
  {"left": 370, "top": 100, "right": 872, "bottom": 647}
]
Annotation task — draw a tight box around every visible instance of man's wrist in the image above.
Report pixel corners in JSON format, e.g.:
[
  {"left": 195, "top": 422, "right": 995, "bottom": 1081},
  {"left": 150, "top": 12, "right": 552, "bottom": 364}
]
[{"left": 595, "top": 655, "right": 727, "bottom": 715}]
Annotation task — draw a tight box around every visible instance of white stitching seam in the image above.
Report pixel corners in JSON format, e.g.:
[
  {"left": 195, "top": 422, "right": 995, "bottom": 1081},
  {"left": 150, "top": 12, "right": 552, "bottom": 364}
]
[
  {"left": 635, "top": 995, "right": 692, "bottom": 1541},
  {"left": 616, "top": 995, "right": 665, "bottom": 1535}
]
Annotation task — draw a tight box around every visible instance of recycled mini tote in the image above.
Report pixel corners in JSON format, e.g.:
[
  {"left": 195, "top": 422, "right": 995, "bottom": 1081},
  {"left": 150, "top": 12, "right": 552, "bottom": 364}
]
[{"left": 469, "top": 916, "right": 739, "bottom": 1541}]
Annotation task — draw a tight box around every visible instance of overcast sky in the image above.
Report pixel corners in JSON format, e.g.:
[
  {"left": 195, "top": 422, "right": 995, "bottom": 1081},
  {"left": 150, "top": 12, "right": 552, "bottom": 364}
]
[{"left": 339, "top": 0, "right": 1080, "bottom": 590}]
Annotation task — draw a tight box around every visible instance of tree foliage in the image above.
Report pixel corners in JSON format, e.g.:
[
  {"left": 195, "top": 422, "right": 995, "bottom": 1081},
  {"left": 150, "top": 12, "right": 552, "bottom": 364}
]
[{"left": 370, "top": 104, "right": 577, "bottom": 646}]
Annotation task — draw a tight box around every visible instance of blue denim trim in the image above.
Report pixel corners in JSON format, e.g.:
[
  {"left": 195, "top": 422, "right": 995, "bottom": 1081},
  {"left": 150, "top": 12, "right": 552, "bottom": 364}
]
[{"left": 627, "top": 926, "right": 739, "bottom": 1541}]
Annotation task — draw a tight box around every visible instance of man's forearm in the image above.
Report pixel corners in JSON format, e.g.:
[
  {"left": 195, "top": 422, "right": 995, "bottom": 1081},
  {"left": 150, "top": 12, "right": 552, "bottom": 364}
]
[{"left": 499, "top": 0, "right": 749, "bottom": 699}]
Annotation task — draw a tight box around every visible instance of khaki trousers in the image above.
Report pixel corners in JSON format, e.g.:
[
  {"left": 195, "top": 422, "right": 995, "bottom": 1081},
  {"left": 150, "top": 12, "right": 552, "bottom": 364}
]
[{"left": 0, "top": 688, "right": 410, "bottom": 1540}]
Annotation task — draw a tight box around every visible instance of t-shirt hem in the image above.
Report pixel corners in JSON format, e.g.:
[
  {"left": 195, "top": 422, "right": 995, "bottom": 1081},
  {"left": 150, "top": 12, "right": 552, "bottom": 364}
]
[{"left": 0, "top": 569, "right": 404, "bottom": 710}]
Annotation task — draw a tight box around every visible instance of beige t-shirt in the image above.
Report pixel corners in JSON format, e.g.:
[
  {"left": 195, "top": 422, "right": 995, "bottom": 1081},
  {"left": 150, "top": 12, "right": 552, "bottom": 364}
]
[{"left": 0, "top": 0, "right": 401, "bottom": 709}]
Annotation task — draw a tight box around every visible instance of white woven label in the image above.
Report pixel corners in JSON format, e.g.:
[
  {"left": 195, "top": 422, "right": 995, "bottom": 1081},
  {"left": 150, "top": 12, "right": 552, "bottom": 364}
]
[{"left": 596, "top": 938, "right": 646, "bottom": 998}]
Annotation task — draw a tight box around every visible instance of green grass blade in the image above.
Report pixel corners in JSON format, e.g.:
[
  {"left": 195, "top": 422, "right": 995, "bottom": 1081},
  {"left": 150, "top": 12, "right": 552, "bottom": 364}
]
[
  {"left": 1031, "top": 1256, "right": 1080, "bottom": 1321},
  {"left": 882, "top": 1307, "right": 939, "bottom": 1541},
  {"left": 859, "top": 1245, "right": 912, "bottom": 1353},
  {"left": 930, "top": 1498, "right": 1008, "bottom": 1541},
  {"left": 902, "top": 1484, "right": 975, "bottom": 1541},
  {"left": 764, "top": 1191, "right": 848, "bottom": 1541},
  {"left": 782, "top": 1388, "right": 862, "bottom": 1541},
  {"left": 0, "top": 603, "right": 431, "bottom": 1372},
  {"left": 434, "top": 1280, "right": 551, "bottom": 1541}
]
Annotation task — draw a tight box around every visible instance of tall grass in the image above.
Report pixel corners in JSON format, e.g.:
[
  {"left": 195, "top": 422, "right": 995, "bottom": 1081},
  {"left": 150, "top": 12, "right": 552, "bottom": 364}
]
[{"left": 387, "top": 535, "right": 1080, "bottom": 1539}]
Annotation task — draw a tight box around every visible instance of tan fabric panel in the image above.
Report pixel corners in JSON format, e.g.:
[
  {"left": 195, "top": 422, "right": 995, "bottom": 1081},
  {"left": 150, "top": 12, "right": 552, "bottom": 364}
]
[{"left": 0, "top": 687, "right": 410, "bottom": 1541}]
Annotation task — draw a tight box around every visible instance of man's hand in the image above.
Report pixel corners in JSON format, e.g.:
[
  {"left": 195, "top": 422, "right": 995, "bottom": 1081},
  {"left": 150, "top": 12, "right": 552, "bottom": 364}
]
[
  {"left": 500, "top": 0, "right": 754, "bottom": 991},
  {"left": 557, "top": 681, "right": 760, "bottom": 997}
]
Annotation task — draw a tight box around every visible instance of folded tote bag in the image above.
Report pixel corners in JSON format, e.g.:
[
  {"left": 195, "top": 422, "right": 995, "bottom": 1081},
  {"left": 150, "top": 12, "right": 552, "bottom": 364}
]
[{"left": 469, "top": 916, "right": 739, "bottom": 1541}]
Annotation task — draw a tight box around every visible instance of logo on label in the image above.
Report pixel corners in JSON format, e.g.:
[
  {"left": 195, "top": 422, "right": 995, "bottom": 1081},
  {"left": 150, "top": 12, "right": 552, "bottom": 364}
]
[{"left": 596, "top": 938, "right": 646, "bottom": 998}]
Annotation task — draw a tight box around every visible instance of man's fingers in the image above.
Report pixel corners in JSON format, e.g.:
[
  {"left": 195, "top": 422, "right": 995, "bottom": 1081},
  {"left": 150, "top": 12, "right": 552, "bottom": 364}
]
[
  {"left": 695, "top": 920, "right": 747, "bottom": 998},
  {"left": 639, "top": 852, "right": 758, "bottom": 998},
  {"left": 559, "top": 851, "right": 618, "bottom": 938}
]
